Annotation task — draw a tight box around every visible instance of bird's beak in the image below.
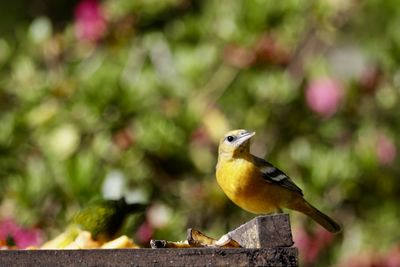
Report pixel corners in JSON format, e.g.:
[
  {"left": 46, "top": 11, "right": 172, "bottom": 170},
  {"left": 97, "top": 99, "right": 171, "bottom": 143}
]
[{"left": 237, "top": 131, "right": 255, "bottom": 145}]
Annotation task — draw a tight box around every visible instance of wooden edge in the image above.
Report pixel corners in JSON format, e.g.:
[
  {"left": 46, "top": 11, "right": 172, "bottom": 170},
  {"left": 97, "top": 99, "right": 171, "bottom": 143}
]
[{"left": 0, "top": 248, "right": 298, "bottom": 267}]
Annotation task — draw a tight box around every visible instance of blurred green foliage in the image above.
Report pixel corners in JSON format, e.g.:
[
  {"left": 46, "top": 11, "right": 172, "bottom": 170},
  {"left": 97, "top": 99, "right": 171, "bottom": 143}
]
[{"left": 1, "top": 0, "right": 400, "bottom": 265}]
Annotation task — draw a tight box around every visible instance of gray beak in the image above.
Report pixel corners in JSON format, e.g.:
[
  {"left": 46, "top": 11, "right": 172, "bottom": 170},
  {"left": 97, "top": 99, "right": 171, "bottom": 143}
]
[{"left": 236, "top": 131, "right": 255, "bottom": 145}]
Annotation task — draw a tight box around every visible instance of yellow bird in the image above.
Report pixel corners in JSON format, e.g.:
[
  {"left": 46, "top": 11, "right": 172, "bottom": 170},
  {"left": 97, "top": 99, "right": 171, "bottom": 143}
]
[{"left": 216, "top": 129, "right": 341, "bottom": 233}]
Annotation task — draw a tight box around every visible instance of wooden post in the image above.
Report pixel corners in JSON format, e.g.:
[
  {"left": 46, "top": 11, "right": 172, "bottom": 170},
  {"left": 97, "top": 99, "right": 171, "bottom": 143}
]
[
  {"left": 228, "top": 214, "right": 294, "bottom": 248},
  {"left": 0, "top": 214, "right": 298, "bottom": 267}
]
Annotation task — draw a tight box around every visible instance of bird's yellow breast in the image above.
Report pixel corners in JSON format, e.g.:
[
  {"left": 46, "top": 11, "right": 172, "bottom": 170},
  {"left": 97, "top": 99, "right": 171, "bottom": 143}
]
[
  {"left": 216, "top": 159, "right": 257, "bottom": 197},
  {"left": 216, "top": 158, "right": 288, "bottom": 214}
]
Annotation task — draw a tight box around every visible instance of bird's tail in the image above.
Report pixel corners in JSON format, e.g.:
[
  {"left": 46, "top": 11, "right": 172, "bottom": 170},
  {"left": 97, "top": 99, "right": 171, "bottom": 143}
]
[{"left": 289, "top": 198, "right": 342, "bottom": 233}]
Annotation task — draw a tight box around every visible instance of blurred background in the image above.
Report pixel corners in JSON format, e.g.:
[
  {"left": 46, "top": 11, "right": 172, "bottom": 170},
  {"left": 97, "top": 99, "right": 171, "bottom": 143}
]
[{"left": 0, "top": 0, "right": 399, "bottom": 265}]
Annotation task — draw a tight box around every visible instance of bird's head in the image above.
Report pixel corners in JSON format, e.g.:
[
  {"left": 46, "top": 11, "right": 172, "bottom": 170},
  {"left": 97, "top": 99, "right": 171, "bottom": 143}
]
[{"left": 218, "top": 129, "right": 255, "bottom": 159}]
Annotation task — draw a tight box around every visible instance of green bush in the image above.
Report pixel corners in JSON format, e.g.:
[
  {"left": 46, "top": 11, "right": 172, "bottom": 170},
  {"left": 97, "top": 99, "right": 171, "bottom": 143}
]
[{"left": 0, "top": 0, "right": 399, "bottom": 265}]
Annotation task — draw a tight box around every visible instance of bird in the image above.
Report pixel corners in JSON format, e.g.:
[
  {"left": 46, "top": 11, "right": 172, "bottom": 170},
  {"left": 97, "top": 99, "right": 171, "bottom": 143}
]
[
  {"left": 41, "top": 198, "right": 147, "bottom": 249},
  {"left": 216, "top": 129, "right": 341, "bottom": 233},
  {"left": 73, "top": 198, "right": 147, "bottom": 240}
]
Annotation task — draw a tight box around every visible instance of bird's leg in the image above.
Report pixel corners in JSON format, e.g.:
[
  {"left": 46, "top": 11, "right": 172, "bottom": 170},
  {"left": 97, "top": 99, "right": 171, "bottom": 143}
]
[{"left": 264, "top": 208, "right": 283, "bottom": 215}]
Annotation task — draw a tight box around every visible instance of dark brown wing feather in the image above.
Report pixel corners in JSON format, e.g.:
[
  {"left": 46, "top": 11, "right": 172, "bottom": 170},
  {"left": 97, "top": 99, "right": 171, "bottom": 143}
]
[{"left": 252, "top": 155, "right": 303, "bottom": 195}]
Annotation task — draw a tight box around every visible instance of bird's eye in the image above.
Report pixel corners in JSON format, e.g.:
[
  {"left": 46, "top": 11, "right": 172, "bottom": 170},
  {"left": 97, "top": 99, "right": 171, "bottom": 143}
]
[{"left": 226, "top": 136, "right": 235, "bottom": 142}]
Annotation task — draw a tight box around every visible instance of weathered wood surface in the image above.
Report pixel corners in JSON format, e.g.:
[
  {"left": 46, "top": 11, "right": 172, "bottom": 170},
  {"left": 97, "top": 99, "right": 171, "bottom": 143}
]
[
  {"left": 0, "top": 214, "right": 298, "bottom": 267},
  {"left": 228, "top": 214, "right": 294, "bottom": 248},
  {"left": 0, "top": 247, "right": 298, "bottom": 267}
]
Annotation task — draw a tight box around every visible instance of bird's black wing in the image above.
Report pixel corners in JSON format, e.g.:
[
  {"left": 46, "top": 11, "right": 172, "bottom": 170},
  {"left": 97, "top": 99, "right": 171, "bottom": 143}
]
[{"left": 252, "top": 155, "right": 303, "bottom": 196}]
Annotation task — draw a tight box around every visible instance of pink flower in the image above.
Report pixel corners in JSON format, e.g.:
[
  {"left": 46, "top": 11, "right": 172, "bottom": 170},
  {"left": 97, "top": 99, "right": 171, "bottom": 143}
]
[
  {"left": 385, "top": 245, "right": 400, "bottom": 267},
  {"left": 191, "top": 127, "right": 211, "bottom": 146},
  {"left": 136, "top": 221, "right": 153, "bottom": 245},
  {"left": 306, "top": 77, "right": 344, "bottom": 118},
  {"left": 337, "top": 245, "right": 400, "bottom": 267},
  {"left": 294, "top": 227, "right": 334, "bottom": 265},
  {"left": 0, "top": 218, "right": 43, "bottom": 248},
  {"left": 377, "top": 133, "right": 396, "bottom": 165},
  {"left": 74, "top": 0, "right": 107, "bottom": 43}
]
